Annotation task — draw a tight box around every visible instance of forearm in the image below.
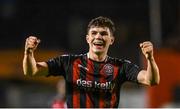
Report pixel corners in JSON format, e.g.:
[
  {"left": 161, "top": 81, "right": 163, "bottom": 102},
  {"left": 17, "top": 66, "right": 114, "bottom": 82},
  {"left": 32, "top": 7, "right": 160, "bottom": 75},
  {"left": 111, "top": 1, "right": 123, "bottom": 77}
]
[
  {"left": 146, "top": 57, "right": 160, "bottom": 85},
  {"left": 23, "top": 52, "right": 38, "bottom": 76}
]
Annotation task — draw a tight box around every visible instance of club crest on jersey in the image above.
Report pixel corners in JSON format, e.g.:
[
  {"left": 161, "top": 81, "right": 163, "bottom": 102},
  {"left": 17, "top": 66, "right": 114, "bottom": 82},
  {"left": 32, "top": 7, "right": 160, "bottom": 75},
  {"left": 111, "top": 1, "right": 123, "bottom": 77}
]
[{"left": 103, "top": 64, "right": 113, "bottom": 76}]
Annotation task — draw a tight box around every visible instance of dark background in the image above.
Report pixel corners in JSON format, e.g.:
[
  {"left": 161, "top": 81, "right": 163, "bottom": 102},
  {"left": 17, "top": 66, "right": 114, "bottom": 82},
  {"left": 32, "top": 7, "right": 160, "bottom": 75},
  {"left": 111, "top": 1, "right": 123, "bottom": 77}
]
[{"left": 0, "top": 0, "right": 180, "bottom": 107}]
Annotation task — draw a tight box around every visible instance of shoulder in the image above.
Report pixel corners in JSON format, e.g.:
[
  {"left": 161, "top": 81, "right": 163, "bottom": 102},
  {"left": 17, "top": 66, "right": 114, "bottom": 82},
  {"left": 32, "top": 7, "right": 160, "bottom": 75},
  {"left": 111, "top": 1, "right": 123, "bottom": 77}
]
[
  {"left": 107, "top": 56, "right": 132, "bottom": 65},
  {"left": 58, "top": 53, "right": 87, "bottom": 61},
  {"left": 61, "top": 53, "right": 86, "bottom": 58}
]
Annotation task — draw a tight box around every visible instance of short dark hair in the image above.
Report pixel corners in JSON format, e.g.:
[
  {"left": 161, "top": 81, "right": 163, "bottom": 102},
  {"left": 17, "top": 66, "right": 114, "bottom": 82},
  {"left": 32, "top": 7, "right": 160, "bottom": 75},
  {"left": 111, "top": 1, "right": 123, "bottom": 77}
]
[{"left": 87, "top": 16, "right": 115, "bottom": 36}]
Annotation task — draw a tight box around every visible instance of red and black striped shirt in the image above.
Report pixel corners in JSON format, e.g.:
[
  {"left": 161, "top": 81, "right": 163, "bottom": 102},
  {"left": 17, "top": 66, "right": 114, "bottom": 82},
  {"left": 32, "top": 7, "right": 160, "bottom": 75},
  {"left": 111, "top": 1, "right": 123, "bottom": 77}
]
[{"left": 46, "top": 53, "right": 140, "bottom": 108}]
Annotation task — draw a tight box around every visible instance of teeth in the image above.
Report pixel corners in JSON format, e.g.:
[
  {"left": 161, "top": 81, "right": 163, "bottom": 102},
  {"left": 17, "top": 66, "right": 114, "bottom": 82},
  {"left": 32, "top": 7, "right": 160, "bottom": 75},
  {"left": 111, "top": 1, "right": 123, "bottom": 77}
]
[
  {"left": 94, "top": 43, "right": 103, "bottom": 44},
  {"left": 93, "top": 41, "right": 103, "bottom": 44}
]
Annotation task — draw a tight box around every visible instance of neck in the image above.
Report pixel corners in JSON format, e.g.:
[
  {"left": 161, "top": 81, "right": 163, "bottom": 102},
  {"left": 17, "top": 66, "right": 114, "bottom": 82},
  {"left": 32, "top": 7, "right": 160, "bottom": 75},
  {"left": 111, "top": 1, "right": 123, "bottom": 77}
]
[{"left": 87, "top": 52, "right": 107, "bottom": 62}]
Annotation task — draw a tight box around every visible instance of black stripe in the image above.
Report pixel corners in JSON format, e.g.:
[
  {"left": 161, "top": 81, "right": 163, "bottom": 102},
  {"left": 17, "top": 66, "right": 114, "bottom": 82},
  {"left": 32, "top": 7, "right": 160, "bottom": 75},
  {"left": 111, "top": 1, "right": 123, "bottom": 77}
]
[
  {"left": 105, "top": 73, "right": 113, "bottom": 107},
  {"left": 80, "top": 57, "right": 87, "bottom": 107},
  {"left": 66, "top": 82, "right": 73, "bottom": 107},
  {"left": 93, "top": 62, "right": 100, "bottom": 108},
  {"left": 66, "top": 61, "right": 73, "bottom": 108}
]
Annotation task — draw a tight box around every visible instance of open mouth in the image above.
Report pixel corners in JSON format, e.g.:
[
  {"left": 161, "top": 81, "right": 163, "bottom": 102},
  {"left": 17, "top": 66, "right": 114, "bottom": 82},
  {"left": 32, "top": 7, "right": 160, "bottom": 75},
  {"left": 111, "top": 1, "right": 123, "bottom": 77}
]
[{"left": 93, "top": 41, "right": 104, "bottom": 48}]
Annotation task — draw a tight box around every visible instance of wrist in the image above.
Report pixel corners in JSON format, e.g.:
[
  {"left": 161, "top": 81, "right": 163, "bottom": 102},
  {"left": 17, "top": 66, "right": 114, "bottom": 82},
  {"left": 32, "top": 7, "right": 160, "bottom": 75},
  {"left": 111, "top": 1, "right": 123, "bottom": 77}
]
[
  {"left": 146, "top": 56, "right": 154, "bottom": 61},
  {"left": 24, "top": 49, "right": 33, "bottom": 56}
]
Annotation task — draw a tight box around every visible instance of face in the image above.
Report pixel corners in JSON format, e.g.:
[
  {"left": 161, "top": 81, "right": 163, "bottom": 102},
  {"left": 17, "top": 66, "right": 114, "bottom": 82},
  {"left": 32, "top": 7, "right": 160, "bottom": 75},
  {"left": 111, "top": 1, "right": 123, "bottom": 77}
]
[{"left": 86, "top": 26, "right": 114, "bottom": 55}]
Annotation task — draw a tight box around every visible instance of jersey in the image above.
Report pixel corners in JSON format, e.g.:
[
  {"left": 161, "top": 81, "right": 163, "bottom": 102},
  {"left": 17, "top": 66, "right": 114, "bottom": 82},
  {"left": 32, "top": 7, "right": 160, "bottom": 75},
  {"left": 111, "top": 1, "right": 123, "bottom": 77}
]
[{"left": 46, "top": 53, "right": 141, "bottom": 108}]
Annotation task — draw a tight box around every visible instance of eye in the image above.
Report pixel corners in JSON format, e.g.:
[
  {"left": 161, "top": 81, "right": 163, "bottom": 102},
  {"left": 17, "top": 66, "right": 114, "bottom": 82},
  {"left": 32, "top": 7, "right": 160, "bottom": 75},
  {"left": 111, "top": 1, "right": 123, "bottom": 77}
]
[
  {"left": 91, "top": 31, "right": 97, "bottom": 35},
  {"left": 100, "top": 31, "right": 108, "bottom": 36}
]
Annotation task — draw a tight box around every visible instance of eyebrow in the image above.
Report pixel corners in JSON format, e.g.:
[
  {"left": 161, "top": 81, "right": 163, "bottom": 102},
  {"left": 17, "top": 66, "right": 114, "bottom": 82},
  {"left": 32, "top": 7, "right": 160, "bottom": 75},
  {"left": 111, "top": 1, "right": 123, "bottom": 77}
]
[{"left": 90, "top": 30, "right": 108, "bottom": 33}]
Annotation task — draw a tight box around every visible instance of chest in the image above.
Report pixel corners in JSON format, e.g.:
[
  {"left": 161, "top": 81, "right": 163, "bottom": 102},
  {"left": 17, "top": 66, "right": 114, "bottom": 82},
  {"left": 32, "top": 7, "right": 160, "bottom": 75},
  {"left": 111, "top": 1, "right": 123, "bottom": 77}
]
[{"left": 70, "top": 59, "right": 119, "bottom": 91}]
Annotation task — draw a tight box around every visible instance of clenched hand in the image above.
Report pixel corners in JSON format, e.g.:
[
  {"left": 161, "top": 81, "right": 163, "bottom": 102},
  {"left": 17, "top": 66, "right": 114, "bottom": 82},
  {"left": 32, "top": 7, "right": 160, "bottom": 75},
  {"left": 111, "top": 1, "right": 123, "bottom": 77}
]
[{"left": 25, "top": 36, "right": 41, "bottom": 54}]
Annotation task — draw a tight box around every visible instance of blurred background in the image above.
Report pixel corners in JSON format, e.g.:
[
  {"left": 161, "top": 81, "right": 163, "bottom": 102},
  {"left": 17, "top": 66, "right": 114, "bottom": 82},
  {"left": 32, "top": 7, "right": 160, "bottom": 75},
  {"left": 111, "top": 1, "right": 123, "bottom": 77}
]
[{"left": 0, "top": 0, "right": 180, "bottom": 108}]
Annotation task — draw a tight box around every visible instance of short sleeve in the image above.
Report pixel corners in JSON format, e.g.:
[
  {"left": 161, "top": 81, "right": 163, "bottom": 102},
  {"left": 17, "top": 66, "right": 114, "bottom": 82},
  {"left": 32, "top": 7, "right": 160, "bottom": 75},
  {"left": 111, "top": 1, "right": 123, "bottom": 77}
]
[
  {"left": 46, "top": 55, "right": 69, "bottom": 77},
  {"left": 123, "top": 60, "right": 141, "bottom": 83}
]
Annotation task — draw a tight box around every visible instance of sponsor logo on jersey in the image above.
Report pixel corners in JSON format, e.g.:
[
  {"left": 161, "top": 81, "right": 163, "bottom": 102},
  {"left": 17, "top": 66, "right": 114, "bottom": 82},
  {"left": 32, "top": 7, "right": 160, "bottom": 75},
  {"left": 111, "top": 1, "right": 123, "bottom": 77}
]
[
  {"left": 103, "top": 64, "right": 113, "bottom": 76},
  {"left": 76, "top": 78, "right": 115, "bottom": 92}
]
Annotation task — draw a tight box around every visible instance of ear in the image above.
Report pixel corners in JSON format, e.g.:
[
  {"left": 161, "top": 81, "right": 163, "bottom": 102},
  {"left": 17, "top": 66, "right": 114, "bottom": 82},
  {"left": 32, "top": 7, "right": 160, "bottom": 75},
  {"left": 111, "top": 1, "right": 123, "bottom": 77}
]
[
  {"left": 110, "top": 36, "right": 115, "bottom": 45},
  {"left": 86, "top": 35, "right": 90, "bottom": 43}
]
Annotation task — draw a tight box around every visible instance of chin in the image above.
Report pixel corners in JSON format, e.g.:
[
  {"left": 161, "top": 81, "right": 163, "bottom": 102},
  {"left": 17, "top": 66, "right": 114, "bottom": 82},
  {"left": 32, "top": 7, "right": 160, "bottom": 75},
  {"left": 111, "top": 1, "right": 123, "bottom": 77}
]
[{"left": 93, "top": 49, "right": 104, "bottom": 54}]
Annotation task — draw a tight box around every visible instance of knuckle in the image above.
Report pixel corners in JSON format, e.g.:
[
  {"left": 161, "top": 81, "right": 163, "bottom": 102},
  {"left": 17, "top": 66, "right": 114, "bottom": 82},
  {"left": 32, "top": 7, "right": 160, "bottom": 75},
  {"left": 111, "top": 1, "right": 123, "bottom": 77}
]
[{"left": 29, "top": 36, "right": 37, "bottom": 38}]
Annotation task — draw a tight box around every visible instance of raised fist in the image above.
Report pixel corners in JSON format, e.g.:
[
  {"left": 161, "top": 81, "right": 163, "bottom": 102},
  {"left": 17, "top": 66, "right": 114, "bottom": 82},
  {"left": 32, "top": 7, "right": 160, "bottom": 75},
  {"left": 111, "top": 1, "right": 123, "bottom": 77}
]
[
  {"left": 140, "top": 41, "right": 154, "bottom": 59},
  {"left": 25, "top": 36, "right": 41, "bottom": 54}
]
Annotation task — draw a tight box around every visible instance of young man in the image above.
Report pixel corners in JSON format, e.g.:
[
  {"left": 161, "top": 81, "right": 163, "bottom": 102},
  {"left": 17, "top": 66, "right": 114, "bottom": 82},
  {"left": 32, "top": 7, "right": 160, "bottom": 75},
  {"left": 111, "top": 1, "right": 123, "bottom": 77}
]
[{"left": 23, "top": 16, "right": 160, "bottom": 108}]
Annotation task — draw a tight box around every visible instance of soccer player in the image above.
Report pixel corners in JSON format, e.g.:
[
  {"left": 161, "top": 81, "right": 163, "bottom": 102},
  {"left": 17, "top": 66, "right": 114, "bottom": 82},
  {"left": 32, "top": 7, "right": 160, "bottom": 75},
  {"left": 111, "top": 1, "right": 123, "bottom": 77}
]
[{"left": 23, "top": 16, "right": 160, "bottom": 108}]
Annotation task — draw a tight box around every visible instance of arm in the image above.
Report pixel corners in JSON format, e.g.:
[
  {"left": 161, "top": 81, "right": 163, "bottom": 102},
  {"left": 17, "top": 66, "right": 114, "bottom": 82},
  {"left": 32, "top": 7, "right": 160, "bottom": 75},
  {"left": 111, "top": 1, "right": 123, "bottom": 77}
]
[
  {"left": 23, "top": 36, "right": 48, "bottom": 76},
  {"left": 137, "top": 41, "right": 160, "bottom": 86}
]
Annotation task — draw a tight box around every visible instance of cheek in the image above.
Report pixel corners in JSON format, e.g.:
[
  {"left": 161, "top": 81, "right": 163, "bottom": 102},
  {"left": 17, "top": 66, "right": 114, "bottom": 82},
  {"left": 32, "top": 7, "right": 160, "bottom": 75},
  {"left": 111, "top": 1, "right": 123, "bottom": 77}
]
[
  {"left": 86, "top": 37, "right": 90, "bottom": 43},
  {"left": 105, "top": 38, "right": 112, "bottom": 44},
  {"left": 87, "top": 37, "right": 94, "bottom": 44},
  {"left": 87, "top": 40, "right": 93, "bottom": 46}
]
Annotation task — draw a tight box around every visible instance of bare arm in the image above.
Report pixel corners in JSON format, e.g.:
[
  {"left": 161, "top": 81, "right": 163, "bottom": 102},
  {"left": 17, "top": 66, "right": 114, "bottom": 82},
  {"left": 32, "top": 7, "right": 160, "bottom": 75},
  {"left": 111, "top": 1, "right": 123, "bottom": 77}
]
[
  {"left": 137, "top": 41, "right": 160, "bottom": 86},
  {"left": 23, "top": 36, "right": 48, "bottom": 76}
]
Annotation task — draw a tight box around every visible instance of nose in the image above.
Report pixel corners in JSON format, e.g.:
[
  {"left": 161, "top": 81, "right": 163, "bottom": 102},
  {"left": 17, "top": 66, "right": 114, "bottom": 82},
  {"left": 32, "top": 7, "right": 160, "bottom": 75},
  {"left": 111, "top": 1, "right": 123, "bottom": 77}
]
[{"left": 95, "top": 33, "right": 103, "bottom": 39}]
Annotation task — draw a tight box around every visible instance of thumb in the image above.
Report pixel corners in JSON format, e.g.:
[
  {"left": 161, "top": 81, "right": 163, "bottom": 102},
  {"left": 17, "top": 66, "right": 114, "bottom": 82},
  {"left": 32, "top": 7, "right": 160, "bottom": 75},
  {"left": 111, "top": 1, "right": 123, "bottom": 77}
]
[{"left": 139, "top": 43, "right": 143, "bottom": 48}]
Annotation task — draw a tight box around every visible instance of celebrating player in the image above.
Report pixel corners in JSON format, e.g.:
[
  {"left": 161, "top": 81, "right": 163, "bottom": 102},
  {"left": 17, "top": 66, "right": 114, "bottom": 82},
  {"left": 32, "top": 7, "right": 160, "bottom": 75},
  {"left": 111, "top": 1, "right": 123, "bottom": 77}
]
[{"left": 23, "top": 16, "right": 160, "bottom": 108}]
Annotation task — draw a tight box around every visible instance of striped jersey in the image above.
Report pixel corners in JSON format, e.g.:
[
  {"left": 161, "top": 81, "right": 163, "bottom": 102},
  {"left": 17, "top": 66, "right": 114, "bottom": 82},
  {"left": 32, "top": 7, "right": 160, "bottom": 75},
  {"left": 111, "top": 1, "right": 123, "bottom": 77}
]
[{"left": 46, "top": 53, "right": 141, "bottom": 108}]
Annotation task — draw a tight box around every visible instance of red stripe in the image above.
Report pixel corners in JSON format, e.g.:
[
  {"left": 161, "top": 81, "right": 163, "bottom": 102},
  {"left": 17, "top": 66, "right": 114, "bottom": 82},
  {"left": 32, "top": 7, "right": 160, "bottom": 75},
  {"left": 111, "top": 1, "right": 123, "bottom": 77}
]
[
  {"left": 86, "top": 93, "right": 92, "bottom": 108},
  {"left": 72, "top": 59, "right": 81, "bottom": 108},
  {"left": 99, "top": 63, "right": 106, "bottom": 108},
  {"left": 85, "top": 59, "right": 94, "bottom": 108},
  {"left": 111, "top": 65, "right": 119, "bottom": 107},
  {"left": 113, "top": 66, "right": 119, "bottom": 80},
  {"left": 110, "top": 93, "right": 117, "bottom": 108},
  {"left": 86, "top": 59, "right": 94, "bottom": 80}
]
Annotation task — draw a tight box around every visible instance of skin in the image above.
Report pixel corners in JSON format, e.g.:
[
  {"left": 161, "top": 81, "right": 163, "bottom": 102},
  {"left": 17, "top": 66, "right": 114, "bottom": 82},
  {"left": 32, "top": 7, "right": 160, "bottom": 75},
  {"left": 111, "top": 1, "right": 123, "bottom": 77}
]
[
  {"left": 23, "top": 26, "right": 160, "bottom": 86},
  {"left": 138, "top": 41, "right": 160, "bottom": 86},
  {"left": 86, "top": 27, "right": 114, "bottom": 62}
]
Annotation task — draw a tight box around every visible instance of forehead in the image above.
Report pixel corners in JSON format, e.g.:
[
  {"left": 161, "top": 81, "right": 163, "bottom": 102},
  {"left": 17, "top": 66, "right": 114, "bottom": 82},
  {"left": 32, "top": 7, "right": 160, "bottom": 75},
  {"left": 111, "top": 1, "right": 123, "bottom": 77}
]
[{"left": 88, "top": 26, "right": 110, "bottom": 33}]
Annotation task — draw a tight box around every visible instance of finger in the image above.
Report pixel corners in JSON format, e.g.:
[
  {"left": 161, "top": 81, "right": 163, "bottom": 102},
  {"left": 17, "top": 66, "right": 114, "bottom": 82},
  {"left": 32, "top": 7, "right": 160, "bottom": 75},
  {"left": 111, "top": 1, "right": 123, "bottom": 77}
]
[
  {"left": 142, "top": 41, "right": 152, "bottom": 44},
  {"left": 143, "top": 47, "right": 153, "bottom": 54},
  {"left": 27, "top": 41, "right": 36, "bottom": 46},
  {"left": 143, "top": 41, "right": 152, "bottom": 44},
  {"left": 26, "top": 38, "right": 37, "bottom": 47},
  {"left": 25, "top": 38, "right": 29, "bottom": 44},
  {"left": 140, "top": 42, "right": 150, "bottom": 48},
  {"left": 28, "top": 37, "right": 37, "bottom": 42},
  {"left": 29, "top": 36, "right": 38, "bottom": 40},
  {"left": 142, "top": 44, "right": 153, "bottom": 49},
  {"left": 143, "top": 42, "right": 152, "bottom": 46},
  {"left": 141, "top": 42, "right": 153, "bottom": 48},
  {"left": 27, "top": 40, "right": 36, "bottom": 47},
  {"left": 28, "top": 36, "right": 39, "bottom": 44},
  {"left": 139, "top": 43, "right": 143, "bottom": 48},
  {"left": 27, "top": 37, "right": 40, "bottom": 45}
]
